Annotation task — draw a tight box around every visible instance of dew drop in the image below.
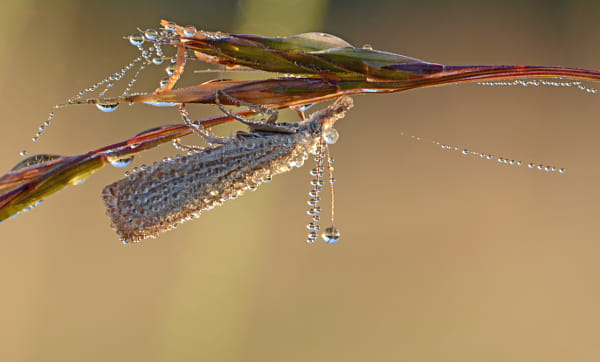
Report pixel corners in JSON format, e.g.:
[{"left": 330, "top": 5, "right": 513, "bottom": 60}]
[
  {"left": 166, "top": 62, "right": 177, "bottom": 76},
  {"left": 96, "top": 103, "right": 119, "bottom": 113},
  {"left": 362, "top": 44, "right": 373, "bottom": 50},
  {"left": 128, "top": 32, "right": 145, "bottom": 46},
  {"left": 183, "top": 25, "right": 197, "bottom": 37},
  {"left": 20, "top": 150, "right": 27, "bottom": 157},
  {"left": 293, "top": 103, "right": 313, "bottom": 113},
  {"left": 559, "top": 168, "right": 566, "bottom": 174},
  {"left": 144, "top": 28, "right": 158, "bottom": 40},
  {"left": 323, "top": 127, "right": 339, "bottom": 144},
  {"left": 461, "top": 149, "right": 469, "bottom": 155},
  {"left": 159, "top": 78, "right": 169, "bottom": 87},
  {"left": 152, "top": 57, "right": 163, "bottom": 65},
  {"left": 109, "top": 157, "right": 134, "bottom": 168},
  {"left": 165, "top": 21, "right": 177, "bottom": 31},
  {"left": 322, "top": 226, "right": 340, "bottom": 244}
]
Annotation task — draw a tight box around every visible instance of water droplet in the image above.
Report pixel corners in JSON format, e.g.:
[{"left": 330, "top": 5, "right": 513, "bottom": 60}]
[
  {"left": 183, "top": 25, "right": 197, "bottom": 37},
  {"left": 165, "top": 21, "right": 177, "bottom": 31},
  {"left": 144, "top": 28, "right": 158, "bottom": 40},
  {"left": 362, "top": 44, "right": 373, "bottom": 50},
  {"left": 322, "top": 226, "right": 340, "bottom": 244},
  {"left": 152, "top": 57, "right": 163, "bottom": 65},
  {"left": 166, "top": 62, "right": 177, "bottom": 76},
  {"left": 159, "top": 78, "right": 169, "bottom": 87},
  {"left": 20, "top": 150, "right": 27, "bottom": 157},
  {"left": 461, "top": 149, "right": 469, "bottom": 155},
  {"left": 559, "top": 168, "right": 566, "bottom": 174},
  {"left": 323, "top": 127, "right": 339, "bottom": 144},
  {"left": 109, "top": 156, "right": 134, "bottom": 168},
  {"left": 128, "top": 32, "right": 144, "bottom": 46},
  {"left": 96, "top": 103, "right": 119, "bottom": 113},
  {"left": 528, "top": 163, "right": 535, "bottom": 168}
]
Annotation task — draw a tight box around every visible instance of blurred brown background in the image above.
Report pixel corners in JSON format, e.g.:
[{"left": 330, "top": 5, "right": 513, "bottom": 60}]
[{"left": 2, "top": 0, "right": 600, "bottom": 361}]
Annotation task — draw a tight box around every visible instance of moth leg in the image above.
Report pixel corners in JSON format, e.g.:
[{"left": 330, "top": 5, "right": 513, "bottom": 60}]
[
  {"left": 179, "top": 104, "right": 229, "bottom": 145},
  {"left": 215, "top": 89, "right": 294, "bottom": 134},
  {"left": 172, "top": 138, "right": 205, "bottom": 152}
]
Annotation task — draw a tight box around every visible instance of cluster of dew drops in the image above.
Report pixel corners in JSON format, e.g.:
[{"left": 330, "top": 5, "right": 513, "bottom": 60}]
[
  {"left": 307, "top": 130, "right": 341, "bottom": 245},
  {"left": 401, "top": 132, "right": 566, "bottom": 174},
  {"left": 477, "top": 78, "right": 598, "bottom": 94},
  {"left": 20, "top": 21, "right": 191, "bottom": 158}
]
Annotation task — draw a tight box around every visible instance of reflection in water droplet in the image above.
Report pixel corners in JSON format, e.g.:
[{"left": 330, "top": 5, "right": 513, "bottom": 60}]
[
  {"left": 323, "top": 127, "right": 339, "bottom": 144},
  {"left": 128, "top": 32, "right": 144, "bottom": 46},
  {"left": 96, "top": 103, "right": 119, "bottom": 113},
  {"left": 183, "top": 25, "right": 197, "bottom": 37},
  {"left": 109, "top": 157, "right": 134, "bottom": 168},
  {"left": 144, "top": 28, "right": 158, "bottom": 40},
  {"left": 298, "top": 103, "right": 315, "bottom": 112},
  {"left": 322, "top": 226, "right": 340, "bottom": 244},
  {"left": 166, "top": 62, "right": 177, "bottom": 76},
  {"left": 165, "top": 21, "right": 177, "bottom": 31}
]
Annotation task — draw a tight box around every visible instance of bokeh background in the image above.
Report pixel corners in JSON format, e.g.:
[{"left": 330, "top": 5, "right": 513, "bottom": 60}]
[{"left": 2, "top": 0, "right": 600, "bottom": 361}]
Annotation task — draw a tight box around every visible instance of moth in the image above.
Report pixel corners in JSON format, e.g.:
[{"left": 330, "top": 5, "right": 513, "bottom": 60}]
[{"left": 102, "top": 97, "right": 352, "bottom": 243}]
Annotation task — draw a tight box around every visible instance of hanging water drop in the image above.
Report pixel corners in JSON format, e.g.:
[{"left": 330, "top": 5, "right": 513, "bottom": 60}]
[
  {"left": 96, "top": 103, "right": 119, "bottom": 113},
  {"left": 323, "top": 127, "right": 339, "bottom": 144},
  {"left": 166, "top": 62, "right": 177, "bottom": 76},
  {"left": 152, "top": 57, "right": 163, "bottom": 65},
  {"left": 109, "top": 157, "right": 134, "bottom": 168},
  {"left": 322, "top": 226, "right": 340, "bottom": 244},
  {"left": 20, "top": 150, "right": 27, "bottom": 157},
  {"left": 128, "top": 32, "right": 144, "bottom": 46}
]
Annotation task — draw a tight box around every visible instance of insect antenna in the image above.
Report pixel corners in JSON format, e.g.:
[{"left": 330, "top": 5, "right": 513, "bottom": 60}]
[{"left": 20, "top": 26, "right": 182, "bottom": 157}]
